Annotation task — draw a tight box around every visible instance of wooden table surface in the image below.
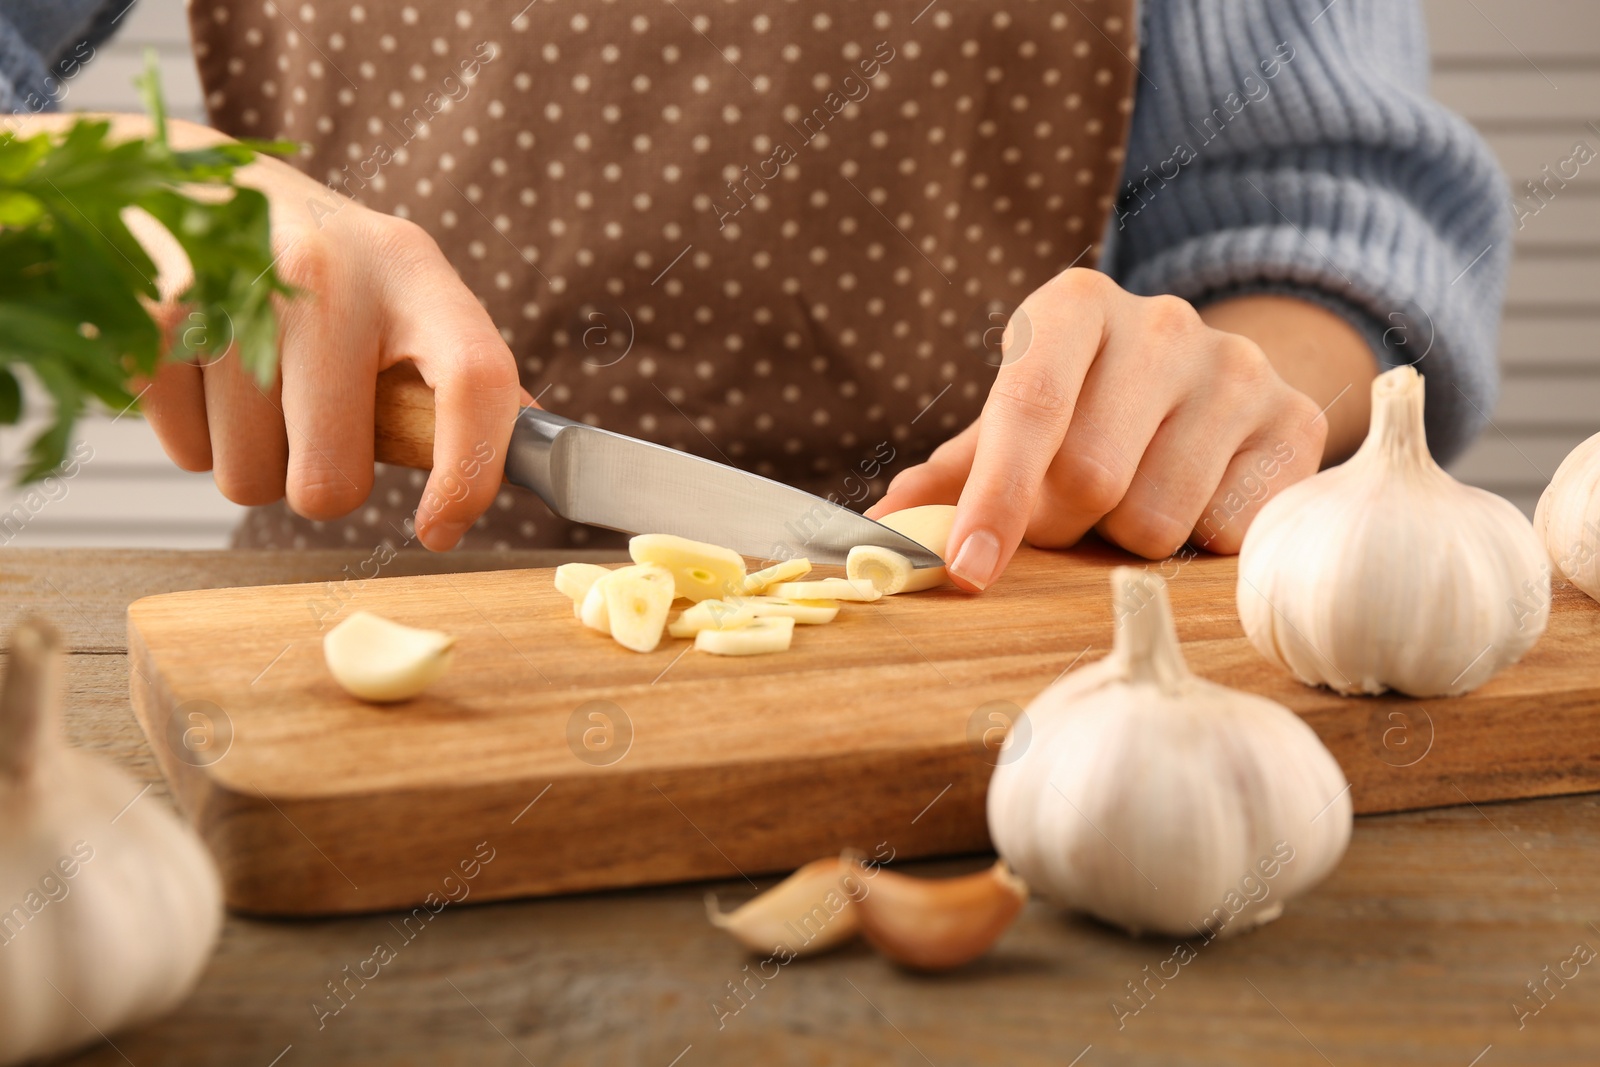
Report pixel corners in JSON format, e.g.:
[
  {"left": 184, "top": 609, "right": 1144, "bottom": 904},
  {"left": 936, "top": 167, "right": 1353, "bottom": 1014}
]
[{"left": 6, "top": 549, "right": 1598, "bottom": 1067}]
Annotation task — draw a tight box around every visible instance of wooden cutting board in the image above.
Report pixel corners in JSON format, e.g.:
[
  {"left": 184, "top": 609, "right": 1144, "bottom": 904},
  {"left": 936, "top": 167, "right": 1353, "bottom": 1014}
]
[{"left": 127, "top": 543, "right": 1600, "bottom": 916}]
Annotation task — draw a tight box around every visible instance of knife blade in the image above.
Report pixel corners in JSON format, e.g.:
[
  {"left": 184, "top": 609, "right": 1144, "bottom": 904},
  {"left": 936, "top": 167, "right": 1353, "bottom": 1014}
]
[{"left": 374, "top": 364, "right": 944, "bottom": 567}]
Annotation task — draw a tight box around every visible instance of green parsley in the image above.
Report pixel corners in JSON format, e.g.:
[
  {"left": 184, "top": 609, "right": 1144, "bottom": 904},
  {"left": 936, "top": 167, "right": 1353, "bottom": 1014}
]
[{"left": 0, "top": 52, "right": 294, "bottom": 480}]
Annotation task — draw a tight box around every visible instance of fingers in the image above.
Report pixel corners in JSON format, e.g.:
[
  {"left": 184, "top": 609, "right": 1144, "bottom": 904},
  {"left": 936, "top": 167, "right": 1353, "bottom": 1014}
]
[
  {"left": 202, "top": 349, "right": 290, "bottom": 507},
  {"left": 946, "top": 269, "right": 1112, "bottom": 590},
  {"left": 1190, "top": 400, "right": 1324, "bottom": 554},
  {"left": 866, "top": 422, "right": 978, "bottom": 518},
  {"left": 137, "top": 356, "right": 212, "bottom": 472},
  {"left": 376, "top": 220, "right": 520, "bottom": 551}
]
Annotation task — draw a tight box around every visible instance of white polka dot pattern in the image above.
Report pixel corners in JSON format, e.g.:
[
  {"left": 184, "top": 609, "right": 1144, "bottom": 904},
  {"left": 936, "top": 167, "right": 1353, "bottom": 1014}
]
[{"left": 187, "top": 0, "right": 1139, "bottom": 549}]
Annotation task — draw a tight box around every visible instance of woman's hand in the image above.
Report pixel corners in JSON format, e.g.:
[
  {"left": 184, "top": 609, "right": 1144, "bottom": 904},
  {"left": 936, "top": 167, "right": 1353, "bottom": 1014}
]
[
  {"left": 121, "top": 117, "right": 525, "bottom": 550},
  {"left": 867, "top": 270, "right": 1378, "bottom": 590}
]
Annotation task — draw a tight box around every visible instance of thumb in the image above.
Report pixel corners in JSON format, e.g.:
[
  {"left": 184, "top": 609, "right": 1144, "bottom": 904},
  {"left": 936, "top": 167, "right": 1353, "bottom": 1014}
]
[{"left": 866, "top": 422, "right": 979, "bottom": 519}]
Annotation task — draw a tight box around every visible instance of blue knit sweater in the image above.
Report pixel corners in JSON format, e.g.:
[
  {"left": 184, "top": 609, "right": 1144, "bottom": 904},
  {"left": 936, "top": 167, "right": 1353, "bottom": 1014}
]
[{"left": 2, "top": 0, "right": 1511, "bottom": 461}]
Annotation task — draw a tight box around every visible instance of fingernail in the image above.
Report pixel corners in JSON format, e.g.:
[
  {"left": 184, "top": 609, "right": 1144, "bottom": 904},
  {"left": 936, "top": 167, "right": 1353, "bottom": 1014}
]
[
  {"left": 421, "top": 518, "right": 468, "bottom": 550},
  {"left": 949, "top": 529, "right": 1001, "bottom": 591}
]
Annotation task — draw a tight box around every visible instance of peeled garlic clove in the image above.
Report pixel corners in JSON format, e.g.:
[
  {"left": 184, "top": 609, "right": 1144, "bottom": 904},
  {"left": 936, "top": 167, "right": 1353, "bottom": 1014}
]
[
  {"left": 989, "top": 568, "right": 1352, "bottom": 940},
  {"left": 324, "top": 611, "right": 455, "bottom": 703},
  {"left": 554, "top": 563, "right": 611, "bottom": 606},
  {"left": 667, "top": 599, "right": 758, "bottom": 638},
  {"left": 706, "top": 857, "right": 861, "bottom": 957},
  {"left": 848, "top": 857, "right": 1027, "bottom": 971},
  {"left": 744, "top": 557, "right": 812, "bottom": 594},
  {"left": 630, "top": 533, "right": 746, "bottom": 603},
  {"left": 1238, "top": 366, "right": 1548, "bottom": 697},
  {"left": 770, "top": 578, "right": 881, "bottom": 602},
  {"left": 742, "top": 597, "right": 839, "bottom": 624},
  {"left": 601, "top": 565, "right": 675, "bottom": 653},
  {"left": 580, "top": 580, "right": 611, "bottom": 634},
  {"left": 695, "top": 616, "right": 795, "bottom": 655},
  {"left": 1535, "top": 431, "right": 1600, "bottom": 602},
  {"left": 844, "top": 502, "right": 958, "bottom": 595}
]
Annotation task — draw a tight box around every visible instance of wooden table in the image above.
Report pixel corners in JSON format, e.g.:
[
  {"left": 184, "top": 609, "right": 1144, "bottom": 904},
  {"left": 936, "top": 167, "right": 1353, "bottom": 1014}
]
[{"left": 7, "top": 549, "right": 1598, "bottom": 1067}]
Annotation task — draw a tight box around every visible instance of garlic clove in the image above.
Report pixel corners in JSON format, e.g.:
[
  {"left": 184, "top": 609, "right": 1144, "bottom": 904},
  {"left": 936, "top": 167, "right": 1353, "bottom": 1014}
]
[
  {"left": 695, "top": 616, "right": 795, "bottom": 655},
  {"left": 666, "top": 598, "right": 758, "bottom": 639},
  {"left": 554, "top": 563, "right": 612, "bottom": 614},
  {"left": 741, "top": 597, "right": 840, "bottom": 625},
  {"left": 1237, "top": 366, "right": 1548, "bottom": 697},
  {"left": 989, "top": 568, "right": 1353, "bottom": 940},
  {"left": 848, "top": 856, "right": 1027, "bottom": 971},
  {"left": 743, "top": 557, "right": 812, "bottom": 594},
  {"left": 629, "top": 533, "right": 746, "bottom": 603},
  {"left": 874, "top": 504, "right": 955, "bottom": 591},
  {"left": 706, "top": 856, "right": 862, "bottom": 957},
  {"left": 323, "top": 611, "right": 456, "bottom": 703},
  {"left": 579, "top": 580, "right": 611, "bottom": 633},
  {"left": 600, "top": 564, "right": 675, "bottom": 653},
  {"left": 769, "top": 577, "right": 882, "bottom": 602}
]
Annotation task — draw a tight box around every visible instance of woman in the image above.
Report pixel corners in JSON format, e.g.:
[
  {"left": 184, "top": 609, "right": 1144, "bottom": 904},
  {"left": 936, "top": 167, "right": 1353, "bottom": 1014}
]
[{"left": 2, "top": 0, "right": 1508, "bottom": 590}]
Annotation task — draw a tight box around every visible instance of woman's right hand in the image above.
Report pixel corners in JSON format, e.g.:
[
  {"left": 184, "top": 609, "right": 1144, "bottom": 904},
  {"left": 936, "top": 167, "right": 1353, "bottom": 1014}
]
[{"left": 77, "top": 114, "right": 527, "bottom": 550}]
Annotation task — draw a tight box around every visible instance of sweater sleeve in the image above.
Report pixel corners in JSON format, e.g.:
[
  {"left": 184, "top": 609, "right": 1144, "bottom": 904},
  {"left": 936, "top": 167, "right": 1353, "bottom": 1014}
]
[
  {"left": 1, "top": 0, "right": 130, "bottom": 114},
  {"left": 1103, "top": 0, "right": 1511, "bottom": 464}
]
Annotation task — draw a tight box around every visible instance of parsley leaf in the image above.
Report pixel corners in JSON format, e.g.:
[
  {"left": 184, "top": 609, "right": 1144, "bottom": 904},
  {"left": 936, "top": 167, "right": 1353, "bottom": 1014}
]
[{"left": 0, "top": 51, "right": 295, "bottom": 481}]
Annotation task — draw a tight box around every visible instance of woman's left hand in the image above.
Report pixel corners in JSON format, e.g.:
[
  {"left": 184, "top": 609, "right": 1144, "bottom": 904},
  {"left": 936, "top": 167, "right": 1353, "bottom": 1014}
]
[{"left": 866, "top": 269, "right": 1371, "bottom": 591}]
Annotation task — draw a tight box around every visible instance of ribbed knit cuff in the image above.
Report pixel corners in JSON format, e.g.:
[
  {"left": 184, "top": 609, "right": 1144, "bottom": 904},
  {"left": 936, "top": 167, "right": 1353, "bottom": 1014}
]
[
  {"left": 0, "top": 10, "right": 54, "bottom": 115},
  {"left": 1113, "top": 167, "right": 1510, "bottom": 464}
]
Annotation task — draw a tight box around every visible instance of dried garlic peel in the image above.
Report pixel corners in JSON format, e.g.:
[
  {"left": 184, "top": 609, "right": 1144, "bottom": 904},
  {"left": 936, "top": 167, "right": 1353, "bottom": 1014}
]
[
  {"left": 695, "top": 616, "right": 795, "bottom": 655},
  {"left": 848, "top": 856, "right": 1027, "bottom": 971},
  {"left": 630, "top": 533, "right": 746, "bottom": 603},
  {"left": 324, "top": 611, "right": 455, "bottom": 703},
  {"left": 706, "top": 857, "right": 861, "bottom": 957},
  {"left": 743, "top": 557, "right": 812, "bottom": 594},
  {"left": 770, "top": 578, "right": 881, "bottom": 602},
  {"left": 742, "top": 597, "right": 839, "bottom": 624}
]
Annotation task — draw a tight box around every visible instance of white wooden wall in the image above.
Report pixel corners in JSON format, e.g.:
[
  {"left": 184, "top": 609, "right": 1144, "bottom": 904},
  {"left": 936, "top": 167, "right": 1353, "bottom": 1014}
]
[{"left": 0, "top": 0, "right": 1593, "bottom": 545}]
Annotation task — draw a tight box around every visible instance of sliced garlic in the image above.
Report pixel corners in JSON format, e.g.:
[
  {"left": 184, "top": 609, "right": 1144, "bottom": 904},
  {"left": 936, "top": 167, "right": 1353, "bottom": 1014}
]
[
  {"left": 873, "top": 504, "right": 955, "bottom": 591},
  {"left": 849, "top": 856, "right": 1027, "bottom": 971},
  {"left": 695, "top": 616, "right": 796, "bottom": 655},
  {"left": 742, "top": 596, "right": 840, "bottom": 624},
  {"left": 600, "top": 564, "right": 675, "bottom": 653},
  {"left": 743, "top": 557, "right": 812, "bottom": 594},
  {"left": 554, "top": 562, "right": 611, "bottom": 606},
  {"left": 846, "top": 545, "right": 917, "bottom": 595},
  {"left": 667, "top": 599, "right": 758, "bottom": 638},
  {"left": 769, "top": 577, "right": 882, "bottom": 603},
  {"left": 579, "top": 580, "right": 611, "bottom": 634},
  {"left": 706, "top": 857, "right": 861, "bottom": 957},
  {"left": 324, "top": 611, "right": 456, "bottom": 703},
  {"left": 629, "top": 533, "right": 746, "bottom": 603}
]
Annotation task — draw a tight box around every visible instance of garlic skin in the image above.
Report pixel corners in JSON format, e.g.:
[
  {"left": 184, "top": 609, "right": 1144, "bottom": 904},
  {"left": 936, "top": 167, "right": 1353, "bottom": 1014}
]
[
  {"left": 706, "top": 857, "right": 861, "bottom": 957},
  {"left": 988, "top": 569, "right": 1351, "bottom": 939},
  {"left": 1, "top": 621, "right": 223, "bottom": 1066},
  {"left": 1534, "top": 430, "right": 1600, "bottom": 601},
  {"left": 849, "top": 857, "right": 1026, "bottom": 971},
  {"left": 1238, "top": 366, "right": 1548, "bottom": 697}
]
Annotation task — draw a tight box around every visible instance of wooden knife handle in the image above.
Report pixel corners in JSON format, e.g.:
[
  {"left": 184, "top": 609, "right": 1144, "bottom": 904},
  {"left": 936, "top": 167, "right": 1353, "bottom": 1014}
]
[{"left": 374, "top": 363, "right": 436, "bottom": 471}]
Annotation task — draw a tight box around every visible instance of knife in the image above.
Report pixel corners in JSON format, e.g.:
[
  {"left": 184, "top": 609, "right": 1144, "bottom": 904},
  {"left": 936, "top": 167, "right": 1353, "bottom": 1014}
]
[{"left": 373, "top": 364, "right": 944, "bottom": 568}]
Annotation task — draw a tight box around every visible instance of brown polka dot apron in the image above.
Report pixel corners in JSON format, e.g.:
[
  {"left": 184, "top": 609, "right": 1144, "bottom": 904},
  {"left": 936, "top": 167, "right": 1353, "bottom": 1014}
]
[{"left": 188, "top": 0, "right": 1137, "bottom": 551}]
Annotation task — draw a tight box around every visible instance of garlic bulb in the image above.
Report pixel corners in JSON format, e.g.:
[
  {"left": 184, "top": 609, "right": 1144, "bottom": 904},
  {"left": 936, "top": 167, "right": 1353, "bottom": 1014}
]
[
  {"left": 987, "top": 569, "right": 1351, "bottom": 939},
  {"left": 1534, "top": 430, "right": 1600, "bottom": 601},
  {"left": 1, "top": 620, "right": 223, "bottom": 1065},
  {"left": 1238, "top": 366, "right": 1548, "bottom": 697}
]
